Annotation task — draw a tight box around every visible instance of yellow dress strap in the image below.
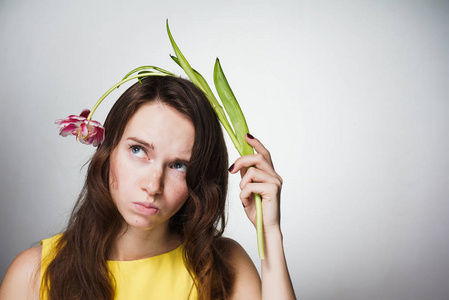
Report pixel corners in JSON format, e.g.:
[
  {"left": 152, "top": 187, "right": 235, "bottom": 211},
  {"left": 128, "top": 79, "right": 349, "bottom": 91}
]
[{"left": 40, "top": 234, "right": 62, "bottom": 299}]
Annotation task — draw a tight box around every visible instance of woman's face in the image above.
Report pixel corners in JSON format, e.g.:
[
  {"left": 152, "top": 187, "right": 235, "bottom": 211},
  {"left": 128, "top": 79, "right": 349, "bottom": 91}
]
[{"left": 109, "top": 102, "right": 195, "bottom": 232}]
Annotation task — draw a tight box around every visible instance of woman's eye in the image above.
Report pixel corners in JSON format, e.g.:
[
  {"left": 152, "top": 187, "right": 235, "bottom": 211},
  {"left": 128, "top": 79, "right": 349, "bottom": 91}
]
[
  {"left": 130, "top": 145, "right": 146, "bottom": 158},
  {"left": 172, "top": 162, "right": 187, "bottom": 172}
]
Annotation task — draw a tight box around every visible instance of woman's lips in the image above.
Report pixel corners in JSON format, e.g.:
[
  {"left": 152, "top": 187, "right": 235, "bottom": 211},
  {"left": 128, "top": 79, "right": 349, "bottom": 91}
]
[{"left": 133, "top": 202, "right": 159, "bottom": 216}]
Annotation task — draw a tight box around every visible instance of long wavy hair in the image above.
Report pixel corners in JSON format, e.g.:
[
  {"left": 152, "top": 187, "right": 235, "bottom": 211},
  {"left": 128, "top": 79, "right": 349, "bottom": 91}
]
[{"left": 42, "top": 76, "right": 234, "bottom": 299}]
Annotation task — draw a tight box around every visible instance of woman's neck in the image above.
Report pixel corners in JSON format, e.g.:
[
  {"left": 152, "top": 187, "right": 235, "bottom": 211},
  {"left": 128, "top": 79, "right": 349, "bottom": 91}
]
[{"left": 108, "top": 224, "right": 181, "bottom": 261}]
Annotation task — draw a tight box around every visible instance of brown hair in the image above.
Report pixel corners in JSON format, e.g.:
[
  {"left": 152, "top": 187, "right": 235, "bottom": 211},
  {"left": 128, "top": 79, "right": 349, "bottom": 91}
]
[{"left": 42, "top": 76, "right": 234, "bottom": 299}]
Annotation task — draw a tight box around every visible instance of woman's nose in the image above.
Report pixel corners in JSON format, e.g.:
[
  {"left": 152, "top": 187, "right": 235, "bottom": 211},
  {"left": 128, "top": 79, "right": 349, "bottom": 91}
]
[{"left": 142, "top": 167, "right": 164, "bottom": 195}]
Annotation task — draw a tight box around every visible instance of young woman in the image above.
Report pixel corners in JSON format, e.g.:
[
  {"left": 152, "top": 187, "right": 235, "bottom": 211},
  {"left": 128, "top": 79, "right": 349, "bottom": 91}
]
[{"left": 0, "top": 76, "right": 296, "bottom": 299}]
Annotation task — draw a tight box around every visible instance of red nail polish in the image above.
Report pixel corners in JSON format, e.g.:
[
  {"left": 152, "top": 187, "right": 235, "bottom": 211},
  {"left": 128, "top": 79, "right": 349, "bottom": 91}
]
[
  {"left": 228, "top": 164, "right": 235, "bottom": 172},
  {"left": 247, "top": 133, "right": 254, "bottom": 139}
]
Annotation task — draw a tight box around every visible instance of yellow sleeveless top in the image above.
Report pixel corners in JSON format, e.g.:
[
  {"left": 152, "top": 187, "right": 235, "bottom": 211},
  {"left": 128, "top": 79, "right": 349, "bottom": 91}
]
[{"left": 40, "top": 235, "right": 197, "bottom": 299}]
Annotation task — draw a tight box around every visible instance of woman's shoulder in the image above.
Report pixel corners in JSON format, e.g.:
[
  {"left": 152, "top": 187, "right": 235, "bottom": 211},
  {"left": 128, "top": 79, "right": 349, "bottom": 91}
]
[
  {"left": 214, "top": 236, "right": 255, "bottom": 263},
  {"left": 214, "top": 236, "right": 249, "bottom": 258},
  {"left": 0, "top": 245, "right": 42, "bottom": 300},
  {"left": 214, "top": 237, "right": 262, "bottom": 298}
]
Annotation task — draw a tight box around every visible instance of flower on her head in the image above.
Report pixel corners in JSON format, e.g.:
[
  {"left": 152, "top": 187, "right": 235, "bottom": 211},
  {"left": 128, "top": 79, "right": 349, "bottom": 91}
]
[{"left": 55, "top": 109, "right": 105, "bottom": 147}]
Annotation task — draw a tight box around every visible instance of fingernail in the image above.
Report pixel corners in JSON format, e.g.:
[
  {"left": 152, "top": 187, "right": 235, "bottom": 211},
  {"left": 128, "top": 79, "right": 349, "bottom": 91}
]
[
  {"left": 246, "top": 133, "right": 254, "bottom": 139},
  {"left": 228, "top": 164, "right": 235, "bottom": 172}
]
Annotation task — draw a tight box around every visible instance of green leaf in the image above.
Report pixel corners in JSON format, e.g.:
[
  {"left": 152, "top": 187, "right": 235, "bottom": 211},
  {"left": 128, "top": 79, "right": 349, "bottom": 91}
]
[
  {"left": 166, "top": 21, "right": 203, "bottom": 91},
  {"left": 214, "top": 58, "right": 253, "bottom": 156},
  {"left": 214, "top": 58, "right": 264, "bottom": 259},
  {"left": 166, "top": 21, "right": 239, "bottom": 149}
]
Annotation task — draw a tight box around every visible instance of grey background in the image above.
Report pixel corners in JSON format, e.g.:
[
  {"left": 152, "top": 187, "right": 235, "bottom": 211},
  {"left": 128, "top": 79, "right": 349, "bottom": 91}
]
[{"left": 1, "top": 0, "right": 449, "bottom": 299}]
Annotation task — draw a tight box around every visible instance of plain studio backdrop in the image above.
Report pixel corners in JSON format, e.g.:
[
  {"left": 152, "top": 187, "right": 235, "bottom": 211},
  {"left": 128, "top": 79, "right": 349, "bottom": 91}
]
[{"left": 1, "top": 0, "right": 448, "bottom": 299}]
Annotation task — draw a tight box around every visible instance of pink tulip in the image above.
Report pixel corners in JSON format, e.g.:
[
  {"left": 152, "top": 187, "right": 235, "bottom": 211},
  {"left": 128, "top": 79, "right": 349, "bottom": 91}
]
[{"left": 55, "top": 109, "right": 105, "bottom": 147}]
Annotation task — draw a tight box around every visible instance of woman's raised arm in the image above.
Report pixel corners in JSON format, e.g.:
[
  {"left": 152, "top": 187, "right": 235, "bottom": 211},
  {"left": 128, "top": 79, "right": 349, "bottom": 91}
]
[{"left": 228, "top": 133, "right": 296, "bottom": 300}]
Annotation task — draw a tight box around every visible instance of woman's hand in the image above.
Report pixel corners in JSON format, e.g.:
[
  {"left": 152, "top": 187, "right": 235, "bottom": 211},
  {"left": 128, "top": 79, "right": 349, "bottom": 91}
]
[
  {"left": 228, "top": 133, "right": 283, "bottom": 231},
  {"left": 228, "top": 133, "right": 296, "bottom": 300}
]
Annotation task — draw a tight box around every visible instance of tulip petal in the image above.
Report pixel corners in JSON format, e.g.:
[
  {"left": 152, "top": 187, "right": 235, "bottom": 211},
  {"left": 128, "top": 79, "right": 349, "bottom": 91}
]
[
  {"left": 80, "top": 109, "right": 90, "bottom": 118},
  {"left": 59, "top": 124, "right": 80, "bottom": 136}
]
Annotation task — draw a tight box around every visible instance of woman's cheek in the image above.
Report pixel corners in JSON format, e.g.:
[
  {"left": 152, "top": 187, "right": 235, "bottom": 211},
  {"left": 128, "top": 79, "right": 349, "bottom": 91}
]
[
  {"left": 109, "top": 167, "right": 119, "bottom": 190},
  {"left": 109, "top": 153, "right": 128, "bottom": 192},
  {"left": 173, "top": 179, "right": 189, "bottom": 201}
]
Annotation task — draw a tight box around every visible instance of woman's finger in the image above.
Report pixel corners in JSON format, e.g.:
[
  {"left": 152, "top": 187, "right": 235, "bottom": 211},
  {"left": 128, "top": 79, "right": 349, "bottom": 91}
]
[
  {"left": 240, "top": 182, "right": 280, "bottom": 202},
  {"left": 229, "top": 153, "right": 278, "bottom": 178},
  {"left": 245, "top": 133, "right": 273, "bottom": 165},
  {"left": 240, "top": 182, "right": 281, "bottom": 227},
  {"left": 239, "top": 166, "right": 282, "bottom": 191}
]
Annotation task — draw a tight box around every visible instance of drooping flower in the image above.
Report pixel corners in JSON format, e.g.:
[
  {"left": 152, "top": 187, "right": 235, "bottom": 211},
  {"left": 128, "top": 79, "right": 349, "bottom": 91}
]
[{"left": 55, "top": 109, "right": 105, "bottom": 147}]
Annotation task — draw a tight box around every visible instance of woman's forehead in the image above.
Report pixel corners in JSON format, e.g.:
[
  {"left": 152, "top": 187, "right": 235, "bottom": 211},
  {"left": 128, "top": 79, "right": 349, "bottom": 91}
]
[{"left": 123, "top": 102, "right": 195, "bottom": 156}]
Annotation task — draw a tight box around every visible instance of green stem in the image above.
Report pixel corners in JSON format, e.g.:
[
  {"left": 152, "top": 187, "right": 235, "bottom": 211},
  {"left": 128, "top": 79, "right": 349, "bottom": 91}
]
[
  {"left": 254, "top": 193, "right": 265, "bottom": 259},
  {"left": 121, "top": 66, "right": 176, "bottom": 80},
  {"left": 87, "top": 73, "right": 169, "bottom": 120}
]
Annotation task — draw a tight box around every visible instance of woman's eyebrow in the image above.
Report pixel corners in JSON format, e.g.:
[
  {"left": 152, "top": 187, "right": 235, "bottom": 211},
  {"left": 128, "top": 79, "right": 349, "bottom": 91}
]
[
  {"left": 126, "top": 137, "right": 155, "bottom": 150},
  {"left": 174, "top": 157, "right": 190, "bottom": 164}
]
